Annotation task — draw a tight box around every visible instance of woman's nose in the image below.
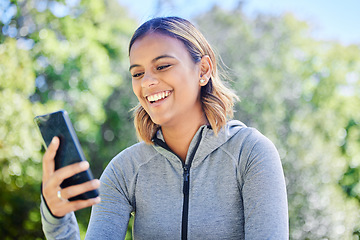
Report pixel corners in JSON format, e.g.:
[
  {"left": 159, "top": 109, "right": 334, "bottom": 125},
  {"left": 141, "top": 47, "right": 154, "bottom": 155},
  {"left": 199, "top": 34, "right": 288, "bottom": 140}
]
[{"left": 141, "top": 72, "right": 159, "bottom": 88}]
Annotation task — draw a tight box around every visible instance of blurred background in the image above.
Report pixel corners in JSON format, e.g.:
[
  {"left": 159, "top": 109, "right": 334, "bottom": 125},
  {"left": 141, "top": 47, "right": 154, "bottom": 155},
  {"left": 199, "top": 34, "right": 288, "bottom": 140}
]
[{"left": 0, "top": 0, "right": 359, "bottom": 239}]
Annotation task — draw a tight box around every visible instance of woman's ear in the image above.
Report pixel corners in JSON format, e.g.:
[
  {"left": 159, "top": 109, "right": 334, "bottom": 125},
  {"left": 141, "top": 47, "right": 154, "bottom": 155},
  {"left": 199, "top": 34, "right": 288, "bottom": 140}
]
[{"left": 199, "top": 55, "right": 213, "bottom": 86}]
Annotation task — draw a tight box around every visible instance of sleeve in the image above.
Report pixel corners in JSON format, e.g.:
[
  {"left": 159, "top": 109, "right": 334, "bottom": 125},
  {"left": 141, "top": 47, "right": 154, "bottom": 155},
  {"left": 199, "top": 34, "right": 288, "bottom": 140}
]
[
  {"left": 40, "top": 195, "right": 81, "bottom": 240},
  {"left": 240, "top": 130, "right": 289, "bottom": 239},
  {"left": 85, "top": 157, "right": 134, "bottom": 239}
]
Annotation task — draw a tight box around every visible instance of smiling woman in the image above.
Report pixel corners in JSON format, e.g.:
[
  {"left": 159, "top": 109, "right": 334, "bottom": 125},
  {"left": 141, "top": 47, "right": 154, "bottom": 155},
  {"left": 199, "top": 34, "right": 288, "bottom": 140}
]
[
  {"left": 129, "top": 32, "right": 210, "bottom": 152},
  {"left": 40, "top": 16, "right": 289, "bottom": 240},
  {"left": 129, "top": 17, "right": 239, "bottom": 147}
]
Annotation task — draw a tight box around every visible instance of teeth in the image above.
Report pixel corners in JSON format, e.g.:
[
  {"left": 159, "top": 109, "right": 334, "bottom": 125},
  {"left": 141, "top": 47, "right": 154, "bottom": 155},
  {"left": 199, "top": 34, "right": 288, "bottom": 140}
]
[{"left": 147, "top": 91, "right": 171, "bottom": 102}]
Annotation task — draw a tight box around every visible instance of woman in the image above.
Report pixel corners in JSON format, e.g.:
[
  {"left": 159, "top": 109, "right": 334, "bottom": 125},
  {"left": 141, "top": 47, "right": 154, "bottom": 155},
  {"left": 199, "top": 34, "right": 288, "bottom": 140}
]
[{"left": 41, "top": 17, "right": 288, "bottom": 239}]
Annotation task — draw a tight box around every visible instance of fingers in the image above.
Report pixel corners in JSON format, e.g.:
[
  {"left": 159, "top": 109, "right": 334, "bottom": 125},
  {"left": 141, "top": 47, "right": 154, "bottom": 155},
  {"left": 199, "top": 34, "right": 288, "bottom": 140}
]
[
  {"left": 42, "top": 161, "right": 92, "bottom": 201},
  {"left": 44, "top": 179, "right": 101, "bottom": 218},
  {"left": 42, "top": 137, "right": 60, "bottom": 182},
  {"left": 51, "top": 195, "right": 101, "bottom": 218},
  {"left": 55, "top": 161, "right": 90, "bottom": 184},
  {"left": 52, "top": 179, "right": 101, "bottom": 217},
  {"left": 44, "top": 160, "right": 89, "bottom": 191},
  {"left": 60, "top": 179, "right": 100, "bottom": 200}
]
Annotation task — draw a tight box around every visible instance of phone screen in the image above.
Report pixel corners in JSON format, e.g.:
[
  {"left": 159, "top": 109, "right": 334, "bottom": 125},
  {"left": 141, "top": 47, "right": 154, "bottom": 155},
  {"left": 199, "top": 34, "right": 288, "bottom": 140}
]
[{"left": 34, "top": 110, "right": 99, "bottom": 201}]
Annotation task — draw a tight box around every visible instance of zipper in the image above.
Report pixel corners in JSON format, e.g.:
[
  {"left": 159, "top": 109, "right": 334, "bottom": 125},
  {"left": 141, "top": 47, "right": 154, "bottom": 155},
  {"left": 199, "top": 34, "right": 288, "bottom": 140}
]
[
  {"left": 181, "top": 128, "right": 203, "bottom": 240},
  {"left": 153, "top": 128, "right": 204, "bottom": 240},
  {"left": 182, "top": 164, "right": 190, "bottom": 240}
]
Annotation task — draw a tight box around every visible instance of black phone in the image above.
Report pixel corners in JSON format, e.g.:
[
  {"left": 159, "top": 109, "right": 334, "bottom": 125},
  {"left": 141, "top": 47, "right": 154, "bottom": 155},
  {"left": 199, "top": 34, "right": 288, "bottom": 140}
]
[{"left": 34, "top": 110, "right": 99, "bottom": 201}]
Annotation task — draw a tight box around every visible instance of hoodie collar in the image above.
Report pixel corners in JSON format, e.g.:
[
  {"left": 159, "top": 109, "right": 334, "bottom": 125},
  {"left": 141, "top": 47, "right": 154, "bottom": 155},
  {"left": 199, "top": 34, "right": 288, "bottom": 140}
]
[{"left": 152, "top": 120, "right": 246, "bottom": 166}]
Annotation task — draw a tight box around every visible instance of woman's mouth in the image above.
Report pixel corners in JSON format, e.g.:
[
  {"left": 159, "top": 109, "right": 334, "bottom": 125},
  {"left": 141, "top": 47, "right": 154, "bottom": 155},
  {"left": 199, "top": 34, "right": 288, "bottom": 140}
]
[{"left": 146, "top": 90, "right": 172, "bottom": 103}]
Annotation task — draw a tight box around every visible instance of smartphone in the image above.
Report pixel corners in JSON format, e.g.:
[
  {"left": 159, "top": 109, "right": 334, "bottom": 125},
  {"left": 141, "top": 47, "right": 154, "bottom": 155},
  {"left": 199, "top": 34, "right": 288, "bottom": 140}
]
[{"left": 34, "top": 110, "right": 99, "bottom": 201}]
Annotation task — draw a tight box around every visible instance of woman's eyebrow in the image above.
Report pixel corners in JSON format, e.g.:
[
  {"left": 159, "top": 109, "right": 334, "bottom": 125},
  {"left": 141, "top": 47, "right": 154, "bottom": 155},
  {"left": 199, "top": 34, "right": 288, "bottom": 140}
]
[
  {"left": 129, "top": 54, "right": 176, "bottom": 71},
  {"left": 129, "top": 64, "right": 140, "bottom": 71},
  {"left": 153, "top": 54, "right": 175, "bottom": 62}
]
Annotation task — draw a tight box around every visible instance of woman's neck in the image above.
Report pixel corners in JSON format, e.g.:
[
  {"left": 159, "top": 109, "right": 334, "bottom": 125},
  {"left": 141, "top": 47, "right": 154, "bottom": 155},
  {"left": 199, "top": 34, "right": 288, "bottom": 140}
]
[{"left": 161, "top": 115, "right": 208, "bottom": 162}]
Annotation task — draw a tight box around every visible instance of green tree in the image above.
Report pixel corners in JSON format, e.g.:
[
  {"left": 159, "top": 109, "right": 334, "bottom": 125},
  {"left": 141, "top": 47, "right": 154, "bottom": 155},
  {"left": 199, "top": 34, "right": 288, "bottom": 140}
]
[
  {"left": 0, "top": 36, "right": 49, "bottom": 240},
  {"left": 1, "top": 0, "right": 137, "bottom": 238},
  {"left": 196, "top": 5, "right": 360, "bottom": 239}
]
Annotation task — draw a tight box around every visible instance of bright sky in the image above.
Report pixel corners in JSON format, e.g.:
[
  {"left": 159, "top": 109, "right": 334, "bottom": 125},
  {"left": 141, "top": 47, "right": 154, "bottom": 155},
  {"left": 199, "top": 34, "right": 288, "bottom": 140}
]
[{"left": 118, "top": 0, "right": 360, "bottom": 45}]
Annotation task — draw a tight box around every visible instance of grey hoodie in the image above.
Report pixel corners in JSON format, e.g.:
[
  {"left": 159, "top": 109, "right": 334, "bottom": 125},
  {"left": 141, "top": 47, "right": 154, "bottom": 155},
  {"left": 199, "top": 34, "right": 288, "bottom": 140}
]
[{"left": 41, "top": 120, "right": 288, "bottom": 239}]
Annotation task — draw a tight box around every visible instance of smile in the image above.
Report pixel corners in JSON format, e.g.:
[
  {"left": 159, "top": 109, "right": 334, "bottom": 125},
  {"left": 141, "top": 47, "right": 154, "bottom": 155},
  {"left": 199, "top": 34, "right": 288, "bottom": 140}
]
[{"left": 146, "top": 90, "right": 172, "bottom": 103}]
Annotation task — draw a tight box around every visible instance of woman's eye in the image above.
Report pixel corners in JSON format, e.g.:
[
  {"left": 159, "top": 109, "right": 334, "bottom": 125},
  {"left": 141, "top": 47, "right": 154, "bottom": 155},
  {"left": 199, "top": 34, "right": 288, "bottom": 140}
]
[
  {"left": 157, "top": 65, "right": 171, "bottom": 71},
  {"left": 132, "top": 72, "right": 144, "bottom": 78}
]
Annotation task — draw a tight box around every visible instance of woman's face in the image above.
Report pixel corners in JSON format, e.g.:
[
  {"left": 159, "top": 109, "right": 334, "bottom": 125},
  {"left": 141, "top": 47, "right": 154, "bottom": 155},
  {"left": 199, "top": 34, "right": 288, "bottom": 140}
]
[{"left": 129, "top": 32, "right": 204, "bottom": 128}]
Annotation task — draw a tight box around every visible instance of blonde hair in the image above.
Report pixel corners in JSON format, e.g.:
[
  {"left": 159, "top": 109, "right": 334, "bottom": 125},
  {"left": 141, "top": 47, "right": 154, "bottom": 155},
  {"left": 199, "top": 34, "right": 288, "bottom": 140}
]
[{"left": 129, "top": 17, "right": 238, "bottom": 144}]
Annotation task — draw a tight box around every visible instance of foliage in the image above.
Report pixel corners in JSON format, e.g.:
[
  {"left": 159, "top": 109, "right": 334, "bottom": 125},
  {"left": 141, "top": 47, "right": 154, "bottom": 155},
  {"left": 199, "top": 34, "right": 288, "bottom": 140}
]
[
  {"left": 196, "top": 5, "right": 360, "bottom": 239},
  {"left": 0, "top": 0, "right": 137, "bottom": 238},
  {"left": 0, "top": 36, "right": 48, "bottom": 240}
]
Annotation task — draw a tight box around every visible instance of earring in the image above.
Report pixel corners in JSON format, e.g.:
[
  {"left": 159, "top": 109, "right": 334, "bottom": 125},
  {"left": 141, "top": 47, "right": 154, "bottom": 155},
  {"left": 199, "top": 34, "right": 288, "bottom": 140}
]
[{"left": 200, "top": 79, "right": 206, "bottom": 84}]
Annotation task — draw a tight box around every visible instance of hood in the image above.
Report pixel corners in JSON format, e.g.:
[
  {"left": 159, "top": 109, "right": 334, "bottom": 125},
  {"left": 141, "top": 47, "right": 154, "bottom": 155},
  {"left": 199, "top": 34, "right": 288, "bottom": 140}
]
[{"left": 152, "top": 120, "right": 247, "bottom": 165}]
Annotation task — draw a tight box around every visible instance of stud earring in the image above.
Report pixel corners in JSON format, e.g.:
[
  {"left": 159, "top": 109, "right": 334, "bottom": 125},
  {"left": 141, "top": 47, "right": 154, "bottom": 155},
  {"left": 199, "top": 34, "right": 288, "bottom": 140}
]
[{"left": 200, "top": 79, "right": 206, "bottom": 84}]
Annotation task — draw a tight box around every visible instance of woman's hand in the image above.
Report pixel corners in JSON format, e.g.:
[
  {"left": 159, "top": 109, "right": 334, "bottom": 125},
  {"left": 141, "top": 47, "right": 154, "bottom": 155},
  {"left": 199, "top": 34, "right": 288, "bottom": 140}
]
[{"left": 42, "top": 137, "right": 101, "bottom": 217}]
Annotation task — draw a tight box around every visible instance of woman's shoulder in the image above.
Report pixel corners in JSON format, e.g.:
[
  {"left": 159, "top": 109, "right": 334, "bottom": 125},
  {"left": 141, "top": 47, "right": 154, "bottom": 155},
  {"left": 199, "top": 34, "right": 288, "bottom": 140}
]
[
  {"left": 226, "top": 121, "right": 282, "bottom": 182},
  {"left": 227, "top": 120, "right": 274, "bottom": 145},
  {"left": 224, "top": 120, "right": 279, "bottom": 161}
]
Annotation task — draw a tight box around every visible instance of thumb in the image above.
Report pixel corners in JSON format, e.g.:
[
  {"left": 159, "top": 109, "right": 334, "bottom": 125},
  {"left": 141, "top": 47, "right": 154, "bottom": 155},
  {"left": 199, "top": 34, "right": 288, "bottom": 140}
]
[{"left": 42, "top": 136, "right": 59, "bottom": 182}]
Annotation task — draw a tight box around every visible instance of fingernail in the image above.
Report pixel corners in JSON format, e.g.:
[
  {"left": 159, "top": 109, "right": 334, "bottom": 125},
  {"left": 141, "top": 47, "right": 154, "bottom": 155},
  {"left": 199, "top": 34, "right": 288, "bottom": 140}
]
[
  {"left": 79, "top": 161, "right": 89, "bottom": 169},
  {"left": 93, "top": 179, "right": 101, "bottom": 187}
]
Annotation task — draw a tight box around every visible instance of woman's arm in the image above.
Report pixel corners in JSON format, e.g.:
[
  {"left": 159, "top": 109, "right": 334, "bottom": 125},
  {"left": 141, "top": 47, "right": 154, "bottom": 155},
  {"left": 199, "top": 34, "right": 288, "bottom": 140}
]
[
  {"left": 40, "top": 195, "right": 81, "bottom": 239},
  {"left": 241, "top": 130, "right": 289, "bottom": 239}
]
